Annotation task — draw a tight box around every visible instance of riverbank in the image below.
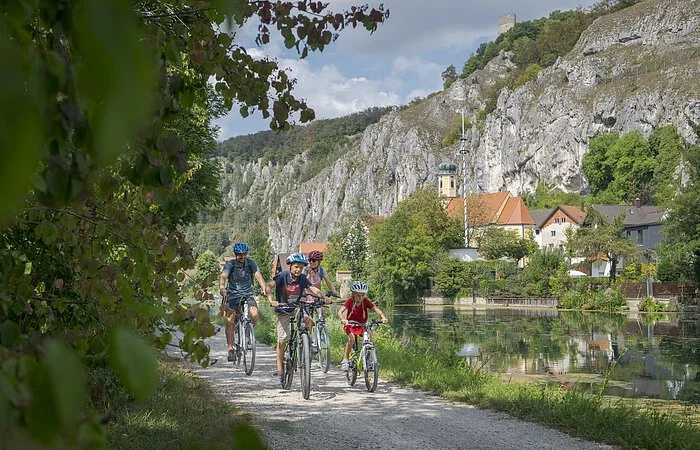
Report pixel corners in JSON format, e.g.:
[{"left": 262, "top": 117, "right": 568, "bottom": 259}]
[{"left": 254, "top": 304, "right": 700, "bottom": 449}]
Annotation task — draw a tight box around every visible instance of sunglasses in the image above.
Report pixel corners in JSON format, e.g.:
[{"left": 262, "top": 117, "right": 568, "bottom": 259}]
[{"left": 309, "top": 259, "right": 322, "bottom": 263}]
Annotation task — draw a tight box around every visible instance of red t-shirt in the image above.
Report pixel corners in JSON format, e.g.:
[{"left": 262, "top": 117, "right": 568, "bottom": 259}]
[{"left": 343, "top": 297, "right": 374, "bottom": 323}]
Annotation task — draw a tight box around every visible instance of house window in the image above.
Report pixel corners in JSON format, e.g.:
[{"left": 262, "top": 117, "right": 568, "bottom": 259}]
[
  {"left": 554, "top": 218, "right": 559, "bottom": 223},
  {"left": 548, "top": 243, "right": 554, "bottom": 249},
  {"left": 551, "top": 230, "right": 556, "bottom": 237},
  {"left": 562, "top": 217, "right": 566, "bottom": 223},
  {"left": 439, "top": 179, "right": 443, "bottom": 189},
  {"left": 450, "top": 179, "right": 455, "bottom": 188},
  {"left": 626, "top": 230, "right": 630, "bottom": 237},
  {"left": 535, "top": 229, "right": 540, "bottom": 235},
  {"left": 637, "top": 230, "right": 643, "bottom": 244}
]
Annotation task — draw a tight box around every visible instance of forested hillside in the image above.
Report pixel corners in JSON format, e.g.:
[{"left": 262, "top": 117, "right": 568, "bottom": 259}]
[{"left": 216, "top": 106, "right": 392, "bottom": 165}]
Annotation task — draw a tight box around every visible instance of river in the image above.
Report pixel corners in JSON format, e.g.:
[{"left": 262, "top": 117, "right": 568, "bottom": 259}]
[{"left": 386, "top": 305, "right": 700, "bottom": 404}]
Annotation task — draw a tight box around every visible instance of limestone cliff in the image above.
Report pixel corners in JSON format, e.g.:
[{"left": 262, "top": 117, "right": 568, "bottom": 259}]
[{"left": 223, "top": 0, "right": 700, "bottom": 252}]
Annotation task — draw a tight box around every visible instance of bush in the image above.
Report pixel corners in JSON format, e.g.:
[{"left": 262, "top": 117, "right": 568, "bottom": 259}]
[
  {"left": 558, "top": 286, "right": 626, "bottom": 311},
  {"left": 638, "top": 296, "right": 668, "bottom": 312}
]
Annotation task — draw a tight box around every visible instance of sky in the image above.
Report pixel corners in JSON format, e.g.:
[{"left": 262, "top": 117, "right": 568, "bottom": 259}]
[{"left": 214, "top": 0, "right": 599, "bottom": 140}]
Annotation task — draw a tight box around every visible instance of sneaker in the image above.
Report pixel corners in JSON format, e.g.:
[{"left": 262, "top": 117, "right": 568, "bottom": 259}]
[
  {"left": 341, "top": 359, "right": 349, "bottom": 371},
  {"left": 227, "top": 349, "right": 235, "bottom": 362}
]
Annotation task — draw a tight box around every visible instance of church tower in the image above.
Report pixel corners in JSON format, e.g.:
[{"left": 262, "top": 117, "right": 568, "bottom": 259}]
[{"left": 437, "top": 162, "right": 457, "bottom": 198}]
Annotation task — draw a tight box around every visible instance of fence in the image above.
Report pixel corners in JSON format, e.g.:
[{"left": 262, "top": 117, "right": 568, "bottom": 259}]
[{"left": 485, "top": 296, "right": 559, "bottom": 307}]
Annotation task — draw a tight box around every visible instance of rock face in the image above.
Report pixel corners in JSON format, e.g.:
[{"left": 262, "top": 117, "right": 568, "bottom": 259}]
[{"left": 225, "top": 0, "right": 700, "bottom": 252}]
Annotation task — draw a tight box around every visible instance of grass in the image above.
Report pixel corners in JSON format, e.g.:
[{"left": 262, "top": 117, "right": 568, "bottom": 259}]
[
  {"left": 255, "top": 303, "right": 700, "bottom": 449},
  {"left": 100, "top": 357, "right": 265, "bottom": 450}
]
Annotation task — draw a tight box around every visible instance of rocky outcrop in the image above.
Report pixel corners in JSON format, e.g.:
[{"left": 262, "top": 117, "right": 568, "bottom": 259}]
[{"left": 225, "top": 0, "right": 700, "bottom": 251}]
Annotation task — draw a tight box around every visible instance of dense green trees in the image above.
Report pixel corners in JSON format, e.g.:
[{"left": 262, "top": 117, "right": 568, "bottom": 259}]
[
  {"left": 460, "top": 1, "right": 639, "bottom": 79},
  {"left": 478, "top": 228, "right": 536, "bottom": 265},
  {"left": 655, "top": 145, "right": 700, "bottom": 284},
  {"left": 522, "top": 182, "right": 588, "bottom": 210},
  {"left": 582, "top": 126, "right": 685, "bottom": 204},
  {"left": 368, "top": 190, "right": 462, "bottom": 304},
  {"left": 0, "top": 0, "right": 387, "bottom": 447}
]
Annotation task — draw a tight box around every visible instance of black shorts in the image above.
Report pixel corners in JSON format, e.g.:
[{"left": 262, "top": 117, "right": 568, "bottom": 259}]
[{"left": 226, "top": 295, "right": 257, "bottom": 310}]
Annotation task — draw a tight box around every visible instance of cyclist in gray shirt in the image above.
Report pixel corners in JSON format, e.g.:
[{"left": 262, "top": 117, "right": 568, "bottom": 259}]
[{"left": 219, "top": 242, "right": 269, "bottom": 362}]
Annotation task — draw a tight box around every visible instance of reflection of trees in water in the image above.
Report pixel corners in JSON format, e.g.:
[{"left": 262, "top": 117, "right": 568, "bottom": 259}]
[{"left": 388, "top": 306, "right": 700, "bottom": 401}]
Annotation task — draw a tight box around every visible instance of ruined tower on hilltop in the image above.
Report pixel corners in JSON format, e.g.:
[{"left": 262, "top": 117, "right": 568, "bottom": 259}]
[{"left": 498, "top": 13, "right": 516, "bottom": 35}]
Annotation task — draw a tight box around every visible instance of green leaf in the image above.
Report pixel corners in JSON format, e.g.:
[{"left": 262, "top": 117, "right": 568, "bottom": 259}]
[
  {"left": 43, "top": 341, "right": 87, "bottom": 429},
  {"left": 0, "top": 321, "right": 21, "bottom": 347},
  {"left": 0, "top": 28, "right": 44, "bottom": 222},
  {"left": 73, "top": 0, "right": 158, "bottom": 166},
  {"left": 27, "top": 364, "right": 61, "bottom": 445},
  {"left": 109, "top": 328, "right": 157, "bottom": 401}
]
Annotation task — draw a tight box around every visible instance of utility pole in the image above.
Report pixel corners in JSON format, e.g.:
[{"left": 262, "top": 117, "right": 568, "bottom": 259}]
[{"left": 459, "top": 108, "right": 469, "bottom": 248}]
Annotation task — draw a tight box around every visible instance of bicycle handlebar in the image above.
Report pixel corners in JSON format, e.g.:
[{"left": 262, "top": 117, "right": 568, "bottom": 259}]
[{"left": 346, "top": 319, "right": 384, "bottom": 328}]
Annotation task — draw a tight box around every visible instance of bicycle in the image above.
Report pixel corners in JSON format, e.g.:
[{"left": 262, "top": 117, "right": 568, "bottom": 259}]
[
  {"left": 227, "top": 296, "right": 256, "bottom": 376},
  {"left": 280, "top": 298, "right": 329, "bottom": 399},
  {"left": 345, "top": 319, "right": 382, "bottom": 392},
  {"left": 307, "top": 291, "right": 338, "bottom": 373}
]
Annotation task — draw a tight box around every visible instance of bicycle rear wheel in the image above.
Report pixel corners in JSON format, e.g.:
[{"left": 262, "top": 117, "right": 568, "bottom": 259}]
[
  {"left": 300, "top": 333, "right": 311, "bottom": 400},
  {"left": 281, "top": 340, "right": 295, "bottom": 390},
  {"left": 317, "top": 323, "right": 330, "bottom": 373},
  {"left": 243, "top": 322, "right": 256, "bottom": 376},
  {"left": 364, "top": 348, "right": 378, "bottom": 392}
]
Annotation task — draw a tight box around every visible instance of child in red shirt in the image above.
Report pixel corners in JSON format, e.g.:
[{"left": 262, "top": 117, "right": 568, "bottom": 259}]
[{"left": 337, "top": 281, "right": 388, "bottom": 371}]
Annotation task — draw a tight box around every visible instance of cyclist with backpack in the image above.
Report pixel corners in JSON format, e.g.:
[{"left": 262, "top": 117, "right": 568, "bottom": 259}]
[
  {"left": 338, "top": 281, "right": 388, "bottom": 371},
  {"left": 266, "top": 252, "right": 328, "bottom": 376},
  {"left": 219, "top": 242, "right": 268, "bottom": 362}
]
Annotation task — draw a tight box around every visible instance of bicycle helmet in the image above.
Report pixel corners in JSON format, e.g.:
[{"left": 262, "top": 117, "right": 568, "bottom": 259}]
[
  {"left": 308, "top": 250, "right": 323, "bottom": 261},
  {"left": 287, "top": 252, "right": 309, "bottom": 266},
  {"left": 233, "top": 242, "right": 250, "bottom": 254},
  {"left": 351, "top": 281, "right": 368, "bottom": 294}
]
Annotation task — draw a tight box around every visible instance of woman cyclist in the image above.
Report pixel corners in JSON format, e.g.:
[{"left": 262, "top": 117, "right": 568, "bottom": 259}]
[{"left": 302, "top": 250, "right": 340, "bottom": 314}]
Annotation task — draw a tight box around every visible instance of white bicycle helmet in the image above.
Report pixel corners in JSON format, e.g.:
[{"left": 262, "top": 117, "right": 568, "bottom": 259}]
[{"left": 351, "top": 281, "right": 368, "bottom": 294}]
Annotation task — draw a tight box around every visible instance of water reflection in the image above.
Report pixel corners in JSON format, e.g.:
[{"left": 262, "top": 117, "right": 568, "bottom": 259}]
[{"left": 388, "top": 306, "right": 700, "bottom": 403}]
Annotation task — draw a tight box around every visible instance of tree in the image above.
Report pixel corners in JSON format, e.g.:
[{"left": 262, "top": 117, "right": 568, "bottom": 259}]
[
  {"left": 368, "top": 190, "right": 462, "bottom": 304},
  {"left": 582, "top": 132, "right": 618, "bottom": 196},
  {"left": 479, "top": 228, "right": 536, "bottom": 266},
  {"left": 568, "top": 209, "right": 642, "bottom": 283},
  {"left": 0, "top": 1, "right": 388, "bottom": 446},
  {"left": 194, "top": 250, "right": 221, "bottom": 285},
  {"left": 656, "top": 145, "right": 700, "bottom": 284},
  {"left": 442, "top": 64, "right": 458, "bottom": 89},
  {"left": 522, "top": 182, "right": 588, "bottom": 210}
]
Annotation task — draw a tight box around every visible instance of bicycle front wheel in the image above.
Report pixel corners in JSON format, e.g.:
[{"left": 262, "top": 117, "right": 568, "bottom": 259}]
[
  {"left": 300, "top": 333, "right": 311, "bottom": 399},
  {"left": 281, "top": 340, "right": 294, "bottom": 390},
  {"left": 243, "top": 322, "right": 256, "bottom": 376},
  {"left": 346, "top": 359, "right": 357, "bottom": 386},
  {"left": 364, "top": 348, "right": 378, "bottom": 392},
  {"left": 317, "top": 323, "right": 330, "bottom": 373}
]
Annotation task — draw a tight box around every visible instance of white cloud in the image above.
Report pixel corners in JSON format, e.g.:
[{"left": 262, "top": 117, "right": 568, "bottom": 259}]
[{"left": 214, "top": 0, "right": 602, "bottom": 138}]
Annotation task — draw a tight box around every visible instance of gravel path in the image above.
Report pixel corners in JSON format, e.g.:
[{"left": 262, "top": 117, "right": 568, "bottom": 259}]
[{"left": 191, "top": 331, "right": 610, "bottom": 450}]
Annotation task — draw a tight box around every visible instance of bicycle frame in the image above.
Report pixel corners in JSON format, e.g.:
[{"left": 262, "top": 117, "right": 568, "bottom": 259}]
[
  {"left": 346, "top": 319, "right": 381, "bottom": 391},
  {"left": 229, "top": 297, "right": 256, "bottom": 375}
]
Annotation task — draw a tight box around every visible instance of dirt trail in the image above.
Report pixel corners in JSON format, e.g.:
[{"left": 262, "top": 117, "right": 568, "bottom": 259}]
[{"left": 189, "top": 332, "right": 610, "bottom": 450}]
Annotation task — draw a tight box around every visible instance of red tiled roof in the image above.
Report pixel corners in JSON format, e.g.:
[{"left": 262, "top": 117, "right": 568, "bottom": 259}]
[
  {"left": 299, "top": 242, "right": 329, "bottom": 254},
  {"left": 446, "top": 192, "right": 511, "bottom": 226},
  {"left": 497, "top": 197, "right": 536, "bottom": 225},
  {"left": 446, "top": 192, "right": 534, "bottom": 226},
  {"left": 558, "top": 205, "right": 587, "bottom": 225}
]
